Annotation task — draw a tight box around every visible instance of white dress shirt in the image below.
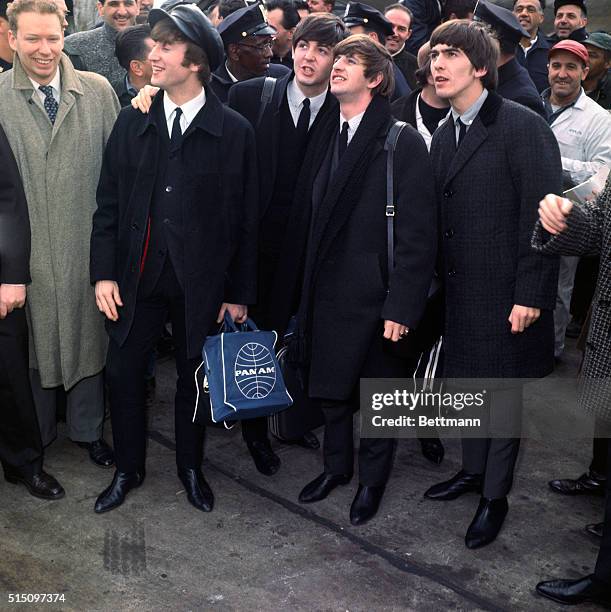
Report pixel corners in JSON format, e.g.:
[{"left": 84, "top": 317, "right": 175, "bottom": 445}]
[
  {"left": 163, "top": 87, "right": 207, "bottom": 137},
  {"left": 286, "top": 78, "right": 327, "bottom": 129},
  {"left": 339, "top": 110, "right": 366, "bottom": 146},
  {"left": 29, "top": 69, "right": 61, "bottom": 105}
]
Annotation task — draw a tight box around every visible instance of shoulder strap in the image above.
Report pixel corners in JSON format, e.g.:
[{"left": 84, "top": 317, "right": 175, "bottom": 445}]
[
  {"left": 384, "top": 120, "right": 407, "bottom": 279},
  {"left": 256, "top": 76, "right": 277, "bottom": 129}
]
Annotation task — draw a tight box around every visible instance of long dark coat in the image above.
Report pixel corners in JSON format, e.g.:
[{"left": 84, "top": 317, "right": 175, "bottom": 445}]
[
  {"left": 497, "top": 57, "right": 545, "bottom": 118},
  {"left": 294, "top": 95, "right": 437, "bottom": 400},
  {"left": 228, "top": 71, "right": 338, "bottom": 333},
  {"left": 90, "top": 88, "right": 259, "bottom": 359},
  {"left": 532, "top": 177, "right": 611, "bottom": 421},
  {"left": 516, "top": 31, "right": 551, "bottom": 93},
  {"left": 430, "top": 92, "right": 562, "bottom": 378}
]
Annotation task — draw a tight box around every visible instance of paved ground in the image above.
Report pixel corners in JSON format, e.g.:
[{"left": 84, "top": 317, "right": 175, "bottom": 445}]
[{"left": 0, "top": 339, "right": 606, "bottom": 611}]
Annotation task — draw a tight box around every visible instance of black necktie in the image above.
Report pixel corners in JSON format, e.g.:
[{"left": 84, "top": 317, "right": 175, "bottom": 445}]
[
  {"left": 455, "top": 117, "right": 467, "bottom": 149},
  {"left": 39, "top": 85, "right": 58, "bottom": 124},
  {"left": 295, "top": 97, "right": 311, "bottom": 142},
  {"left": 338, "top": 121, "right": 349, "bottom": 158},
  {"left": 170, "top": 107, "right": 183, "bottom": 150}
]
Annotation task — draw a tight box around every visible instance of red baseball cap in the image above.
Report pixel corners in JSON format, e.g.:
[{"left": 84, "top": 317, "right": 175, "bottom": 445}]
[{"left": 549, "top": 39, "right": 590, "bottom": 66}]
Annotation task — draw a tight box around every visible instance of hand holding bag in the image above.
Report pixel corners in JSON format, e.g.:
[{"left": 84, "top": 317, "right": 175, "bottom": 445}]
[{"left": 193, "top": 313, "right": 293, "bottom": 427}]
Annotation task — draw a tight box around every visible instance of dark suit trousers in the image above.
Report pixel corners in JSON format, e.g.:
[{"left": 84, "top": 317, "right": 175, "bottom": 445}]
[
  {"left": 106, "top": 261, "right": 204, "bottom": 473},
  {"left": 461, "top": 386, "right": 523, "bottom": 499},
  {"left": 595, "top": 441, "right": 611, "bottom": 584},
  {"left": 0, "top": 308, "right": 43, "bottom": 476},
  {"left": 321, "top": 333, "right": 417, "bottom": 487},
  {"left": 590, "top": 420, "right": 608, "bottom": 476}
]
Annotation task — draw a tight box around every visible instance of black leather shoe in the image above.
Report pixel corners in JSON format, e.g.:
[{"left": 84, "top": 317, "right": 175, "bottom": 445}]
[
  {"left": 586, "top": 522, "right": 604, "bottom": 539},
  {"left": 536, "top": 574, "right": 611, "bottom": 606},
  {"left": 350, "top": 484, "right": 385, "bottom": 526},
  {"left": 298, "top": 472, "right": 352, "bottom": 503},
  {"left": 94, "top": 470, "right": 144, "bottom": 514},
  {"left": 247, "top": 440, "right": 280, "bottom": 476},
  {"left": 419, "top": 437, "right": 445, "bottom": 465},
  {"left": 75, "top": 439, "right": 115, "bottom": 468},
  {"left": 282, "top": 431, "right": 320, "bottom": 450},
  {"left": 549, "top": 471, "right": 606, "bottom": 496},
  {"left": 178, "top": 468, "right": 214, "bottom": 512},
  {"left": 424, "top": 470, "right": 482, "bottom": 500},
  {"left": 4, "top": 467, "right": 65, "bottom": 500},
  {"left": 465, "top": 496, "right": 508, "bottom": 549}
]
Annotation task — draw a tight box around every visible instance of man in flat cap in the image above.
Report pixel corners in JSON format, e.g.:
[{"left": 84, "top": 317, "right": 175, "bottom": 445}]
[
  {"left": 475, "top": 0, "right": 544, "bottom": 116},
  {"left": 547, "top": 0, "right": 588, "bottom": 44},
  {"left": 213, "top": 3, "right": 289, "bottom": 103},
  {"left": 342, "top": 2, "right": 410, "bottom": 101},
  {"left": 583, "top": 32, "right": 611, "bottom": 110},
  {"left": 90, "top": 3, "right": 259, "bottom": 514},
  {"left": 513, "top": 0, "right": 551, "bottom": 93}
]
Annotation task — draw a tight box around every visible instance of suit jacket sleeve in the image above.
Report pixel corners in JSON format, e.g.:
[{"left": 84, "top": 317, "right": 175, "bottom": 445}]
[
  {"left": 224, "top": 121, "right": 259, "bottom": 304},
  {"left": 531, "top": 179, "right": 610, "bottom": 257},
  {"left": 505, "top": 111, "right": 563, "bottom": 310},
  {"left": 381, "top": 126, "right": 437, "bottom": 327},
  {"left": 90, "top": 113, "right": 123, "bottom": 283},
  {"left": 0, "top": 124, "right": 30, "bottom": 285}
]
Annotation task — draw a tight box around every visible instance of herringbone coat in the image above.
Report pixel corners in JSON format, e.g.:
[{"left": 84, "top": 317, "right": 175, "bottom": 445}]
[{"left": 532, "top": 176, "right": 611, "bottom": 421}]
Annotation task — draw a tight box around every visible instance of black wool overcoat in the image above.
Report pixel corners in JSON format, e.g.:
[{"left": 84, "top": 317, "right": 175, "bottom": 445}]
[
  {"left": 90, "top": 89, "right": 259, "bottom": 359},
  {"left": 430, "top": 91, "right": 562, "bottom": 379}
]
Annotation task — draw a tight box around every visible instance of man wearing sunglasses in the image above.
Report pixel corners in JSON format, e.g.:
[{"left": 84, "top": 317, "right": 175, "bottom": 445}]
[{"left": 213, "top": 3, "right": 289, "bottom": 103}]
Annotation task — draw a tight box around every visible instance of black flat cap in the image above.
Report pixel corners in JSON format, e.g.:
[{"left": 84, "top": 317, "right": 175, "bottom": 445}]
[
  {"left": 343, "top": 2, "right": 394, "bottom": 38},
  {"left": 474, "top": 0, "right": 529, "bottom": 45},
  {"left": 553, "top": 0, "right": 587, "bottom": 15},
  {"left": 217, "top": 4, "right": 277, "bottom": 46},
  {"left": 149, "top": 4, "right": 225, "bottom": 71}
]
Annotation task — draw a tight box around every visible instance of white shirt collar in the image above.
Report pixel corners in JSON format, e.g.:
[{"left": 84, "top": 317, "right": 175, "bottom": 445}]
[
  {"left": 29, "top": 69, "right": 61, "bottom": 101},
  {"left": 339, "top": 110, "right": 366, "bottom": 145},
  {"left": 286, "top": 78, "right": 328, "bottom": 128},
  {"left": 391, "top": 44, "right": 406, "bottom": 57},
  {"left": 225, "top": 61, "right": 239, "bottom": 83},
  {"left": 163, "top": 87, "right": 207, "bottom": 136}
]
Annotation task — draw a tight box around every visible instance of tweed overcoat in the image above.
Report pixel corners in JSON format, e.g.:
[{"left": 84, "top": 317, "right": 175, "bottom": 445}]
[
  {"left": 0, "top": 54, "right": 119, "bottom": 389},
  {"left": 532, "top": 177, "right": 611, "bottom": 421},
  {"left": 429, "top": 92, "right": 562, "bottom": 378}
]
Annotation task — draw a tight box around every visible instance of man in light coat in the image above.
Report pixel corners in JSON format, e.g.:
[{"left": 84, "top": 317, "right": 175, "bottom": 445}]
[{"left": 0, "top": 0, "right": 119, "bottom": 469}]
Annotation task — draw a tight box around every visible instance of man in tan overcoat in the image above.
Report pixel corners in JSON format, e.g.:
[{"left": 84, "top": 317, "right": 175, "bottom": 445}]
[{"left": 0, "top": 0, "right": 119, "bottom": 469}]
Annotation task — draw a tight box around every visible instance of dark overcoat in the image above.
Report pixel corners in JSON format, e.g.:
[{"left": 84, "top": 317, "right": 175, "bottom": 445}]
[
  {"left": 90, "top": 88, "right": 259, "bottom": 359},
  {"left": 430, "top": 92, "right": 562, "bottom": 378},
  {"left": 532, "top": 177, "right": 611, "bottom": 421},
  {"left": 516, "top": 31, "right": 551, "bottom": 93},
  {"left": 497, "top": 57, "right": 545, "bottom": 118},
  {"left": 294, "top": 95, "right": 437, "bottom": 400},
  {"left": 228, "top": 72, "right": 338, "bottom": 333},
  {"left": 211, "top": 62, "right": 290, "bottom": 104}
]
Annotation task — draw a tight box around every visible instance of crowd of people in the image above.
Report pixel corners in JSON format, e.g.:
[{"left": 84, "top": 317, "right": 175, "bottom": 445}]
[{"left": 0, "top": 0, "right": 610, "bottom": 605}]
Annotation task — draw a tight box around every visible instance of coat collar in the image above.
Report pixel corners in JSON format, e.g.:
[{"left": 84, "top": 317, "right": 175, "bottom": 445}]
[
  {"left": 498, "top": 57, "right": 522, "bottom": 83},
  {"left": 440, "top": 90, "right": 503, "bottom": 187},
  {"left": 11, "top": 53, "right": 84, "bottom": 96},
  {"left": 138, "top": 85, "right": 224, "bottom": 138}
]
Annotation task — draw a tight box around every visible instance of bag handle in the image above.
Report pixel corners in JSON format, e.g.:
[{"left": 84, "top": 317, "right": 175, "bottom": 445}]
[
  {"left": 222, "top": 311, "right": 259, "bottom": 332},
  {"left": 384, "top": 120, "right": 407, "bottom": 281}
]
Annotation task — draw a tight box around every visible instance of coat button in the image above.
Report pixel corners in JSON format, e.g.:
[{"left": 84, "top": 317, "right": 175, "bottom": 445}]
[
  {"left": 165, "top": 185, "right": 173, "bottom": 193},
  {"left": 443, "top": 190, "right": 454, "bottom": 198},
  {"left": 447, "top": 268, "right": 456, "bottom": 277},
  {"left": 445, "top": 228, "right": 454, "bottom": 238},
  {"left": 163, "top": 218, "right": 170, "bottom": 225},
  {"left": 586, "top": 341, "right": 596, "bottom": 352},
  {"left": 131, "top": 223, "right": 139, "bottom": 230},
  {"left": 599, "top": 299, "right": 610, "bottom": 308}
]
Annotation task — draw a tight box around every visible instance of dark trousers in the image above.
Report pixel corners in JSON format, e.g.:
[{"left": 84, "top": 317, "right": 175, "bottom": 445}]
[
  {"left": 590, "top": 421, "right": 608, "bottom": 476},
  {"left": 321, "top": 333, "right": 417, "bottom": 487},
  {"left": 461, "top": 386, "right": 523, "bottom": 499},
  {"left": 242, "top": 417, "right": 268, "bottom": 444},
  {"left": 0, "top": 309, "right": 43, "bottom": 476},
  {"left": 594, "top": 441, "right": 611, "bottom": 584},
  {"left": 106, "top": 261, "right": 204, "bottom": 473}
]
